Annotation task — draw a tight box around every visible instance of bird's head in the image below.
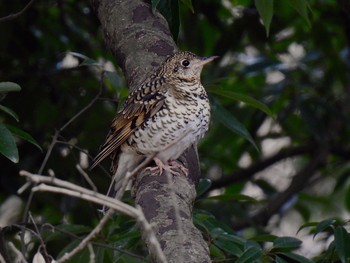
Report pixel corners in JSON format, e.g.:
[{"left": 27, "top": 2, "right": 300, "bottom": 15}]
[{"left": 161, "top": 51, "right": 218, "bottom": 84}]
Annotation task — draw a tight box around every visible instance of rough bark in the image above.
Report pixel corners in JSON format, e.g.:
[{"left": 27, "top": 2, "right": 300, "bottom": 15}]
[{"left": 93, "top": 0, "right": 210, "bottom": 262}]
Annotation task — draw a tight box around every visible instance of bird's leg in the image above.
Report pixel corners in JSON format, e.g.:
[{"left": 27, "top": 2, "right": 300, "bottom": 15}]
[
  {"left": 168, "top": 160, "right": 189, "bottom": 175},
  {"left": 146, "top": 157, "right": 187, "bottom": 176}
]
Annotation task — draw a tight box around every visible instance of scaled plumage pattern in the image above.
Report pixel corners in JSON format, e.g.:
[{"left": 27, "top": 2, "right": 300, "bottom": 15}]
[{"left": 90, "top": 51, "right": 217, "bottom": 195}]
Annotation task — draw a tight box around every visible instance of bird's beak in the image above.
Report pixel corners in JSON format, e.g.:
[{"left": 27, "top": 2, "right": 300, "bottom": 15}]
[{"left": 200, "top": 55, "right": 219, "bottom": 66}]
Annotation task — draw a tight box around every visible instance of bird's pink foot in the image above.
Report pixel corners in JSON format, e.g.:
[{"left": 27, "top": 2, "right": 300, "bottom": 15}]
[
  {"left": 146, "top": 158, "right": 187, "bottom": 176},
  {"left": 168, "top": 160, "right": 189, "bottom": 175}
]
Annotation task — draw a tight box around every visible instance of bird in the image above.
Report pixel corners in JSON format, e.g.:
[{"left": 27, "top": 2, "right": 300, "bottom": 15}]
[{"left": 90, "top": 51, "right": 217, "bottom": 196}]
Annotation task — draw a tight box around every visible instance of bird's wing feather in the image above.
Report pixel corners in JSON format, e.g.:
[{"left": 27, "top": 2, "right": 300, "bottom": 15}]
[{"left": 89, "top": 86, "right": 167, "bottom": 170}]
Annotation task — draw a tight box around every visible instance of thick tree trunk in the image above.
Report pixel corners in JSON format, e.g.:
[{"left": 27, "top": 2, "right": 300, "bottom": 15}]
[{"left": 93, "top": 0, "right": 211, "bottom": 262}]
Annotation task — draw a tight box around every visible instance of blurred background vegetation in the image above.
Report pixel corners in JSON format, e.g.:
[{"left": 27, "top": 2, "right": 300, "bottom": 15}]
[{"left": 1, "top": 0, "right": 350, "bottom": 262}]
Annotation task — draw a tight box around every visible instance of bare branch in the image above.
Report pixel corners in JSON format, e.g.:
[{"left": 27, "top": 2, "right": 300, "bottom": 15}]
[
  {"left": 19, "top": 169, "right": 167, "bottom": 262},
  {"left": 234, "top": 147, "right": 329, "bottom": 229},
  {"left": 210, "top": 145, "right": 311, "bottom": 190},
  {"left": 0, "top": 0, "right": 35, "bottom": 22}
]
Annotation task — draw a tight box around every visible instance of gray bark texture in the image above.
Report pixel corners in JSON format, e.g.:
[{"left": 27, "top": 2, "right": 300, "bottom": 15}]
[{"left": 93, "top": 0, "right": 211, "bottom": 262}]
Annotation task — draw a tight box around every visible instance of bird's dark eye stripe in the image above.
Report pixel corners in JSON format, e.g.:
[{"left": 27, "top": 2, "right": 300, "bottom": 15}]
[{"left": 181, "top": 60, "right": 190, "bottom": 67}]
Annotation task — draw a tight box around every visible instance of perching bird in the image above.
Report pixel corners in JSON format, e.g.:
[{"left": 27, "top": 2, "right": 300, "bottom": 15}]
[{"left": 90, "top": 51, "right": 217, "bottom": 196}]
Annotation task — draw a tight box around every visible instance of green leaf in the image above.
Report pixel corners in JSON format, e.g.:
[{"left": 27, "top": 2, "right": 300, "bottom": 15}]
[
  {"left": 207, "top": 193, "right": 259, "bottom": 203},
  {"left": 296, "top": 222, "right": 318, "bottom": 235},
  {"left": 196, "top": 178, "right": 212, "bottom": 198},
  {"left": 151, "top": 0, "right": 161, "bottom": 10},
  {"left": 0, "top": 104, "right": 19, "bottom": 121},
  {"left": 288, "top": 0, "right": 312, "bottom": 28},
  {"left": 209, "top": 244, "right": 226, "bottom": 259},
  {"left": 314, "top": 218, "right": 337, "bottom": 238},
  {"left": 211, "top": 228, "right": 245, "bottom": 246},
  {"left": 155, "top": 0, "right": 180, "bottom": 40},
  {"left": 251, "top": 234, "right": 278, "bottom": 242},
  {"left": 214, "top": 239, "right": 242, "bottom": 257},
  {"left": 273, "top": 236, "right": 302, "bottom": 250},
  {"left": 210, "top": 89, "right": 274, "bottom": 117},
  {"left": 0, "top": 82, "right": 21, "bottom": 93},
  {"left": 79, "top": 58, "right": 101, "bottom": 67},
  {"left": 345, "top": 185, "right": 350, "bottom": 212},
  {"left": 180, "top": 0, "right": 194, "bottom": 12},
  {"left": 42, "top": 224, "right": 91, "bottom": 242},
  {"left": 5, "top": 124, "right": 42, "bottom": 151},
  {"left": 236, "top": 246, "right": 263, "bottom": 263},
  {"left": 278, "top": 252, "right": 314, "bottom": 263},
  {"left": 255, "top": 0, "right": 273, "bottom": 37},
  {"left": 212, "top": 99, "right": 258, "bottom": 151},
  {"left": 334, "top": 226, "right": 350, "bottom": 263},
  {"left": 0, "top": 123, "right": 19, "bottom": 163},
  {"left": 275, "top": 256, "right": 288, "bottom": 263},
  {"left": 105, "top": 71, "right": 122, "bottom": 91}
]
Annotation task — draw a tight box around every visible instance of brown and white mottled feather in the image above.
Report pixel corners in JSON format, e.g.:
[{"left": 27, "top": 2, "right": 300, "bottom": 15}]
[
  {"left": 90, "top": 51, "right": 217, "bottom": 196},
  {"left": 89, "top": 85, "right": 166, "bottom": 171}
]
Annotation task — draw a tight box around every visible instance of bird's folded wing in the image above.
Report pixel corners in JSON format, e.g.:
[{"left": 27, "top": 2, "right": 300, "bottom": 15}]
[{"left": 89, "top": 87, "right": 167, "bottom": 170}]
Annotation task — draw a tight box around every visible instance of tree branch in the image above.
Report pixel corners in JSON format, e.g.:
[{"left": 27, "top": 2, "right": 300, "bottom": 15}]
[
  {"left": 209, "top": 145, "right": 311, "bottom": 190},
  {"left": 233, "top": 146, "right": 329, "bottom": 229},
  {"left": 93, "top": 0, "right": 209, "bottom": 262}
]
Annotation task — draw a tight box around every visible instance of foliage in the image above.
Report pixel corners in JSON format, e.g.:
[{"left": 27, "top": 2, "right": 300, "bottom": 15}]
[
  {"left": 0, "top": 82, "right": 40, "bottom": 163},
  {"left": 1, "top": 0, "right": 350, "bottom": 262}
]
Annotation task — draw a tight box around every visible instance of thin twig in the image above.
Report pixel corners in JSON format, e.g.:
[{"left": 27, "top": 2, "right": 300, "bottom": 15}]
[
  {"left": 28, "top": 213, "right": 51, "bottom": 262},
  {"left": 11, "top": 223, "right": 148, "bottom": 261},
  {"left": 58, "top": 83, "right": 103, "bottom": 133},
  {"left": 0, "top": 253, "right": 6, "bottom": 263},
  {"left": 20, "top": 170, "right": 167, "bottom": 262},
  {"left": 20, "top": 82, "right": 104, "bottom": 253},
  {"left": 76, "top": 164, "right": 98, "bottom": 192},
  {"left": 0, "top": 0, "right": 35, "bottom": 22},
  {"left": 6, "top": 242, "right": 26, "bottom": 263},
  {"left": 57, "top": 209, "right": 114, "bottom": 263},
  {"left": 114, "top": 154, "right": 156, "bottom": 201},
  {"left": 87, "top": 243, "right": 95, "bottom": 263}
]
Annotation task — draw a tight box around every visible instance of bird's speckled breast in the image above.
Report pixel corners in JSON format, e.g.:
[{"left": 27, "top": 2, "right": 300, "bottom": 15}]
[{"left": 128, "top": 87, "right": 210, "bottom": 161}]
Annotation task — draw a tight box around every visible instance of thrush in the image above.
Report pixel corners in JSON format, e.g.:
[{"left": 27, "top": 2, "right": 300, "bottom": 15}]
[{"left": 90, "top": 51, "right": 217, "bottom": 195}]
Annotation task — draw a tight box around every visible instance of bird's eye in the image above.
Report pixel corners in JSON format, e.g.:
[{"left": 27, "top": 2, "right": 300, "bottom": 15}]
[{"left": 181, "top": 59, "right": 190, "bottom": 67}]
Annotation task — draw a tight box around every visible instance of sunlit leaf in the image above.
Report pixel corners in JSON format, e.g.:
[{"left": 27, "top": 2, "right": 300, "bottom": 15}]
[
  {"left": 334, "top": 226, "right": 350, "bottom": 263},
  {"left": 6, "top": 125, "right": 42, "bottom": 151},
  {"left": 255, "top": 0, "right": 273, "bottom": 37},
  {"left": 0, "top": 104, "right": 19, "bottom": 121},
  {"left": 0, "top": 82, "right": 21, "bottom": 93},
  {"left": 0, "top": 123, "right": 18, "bottom": 163}
]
